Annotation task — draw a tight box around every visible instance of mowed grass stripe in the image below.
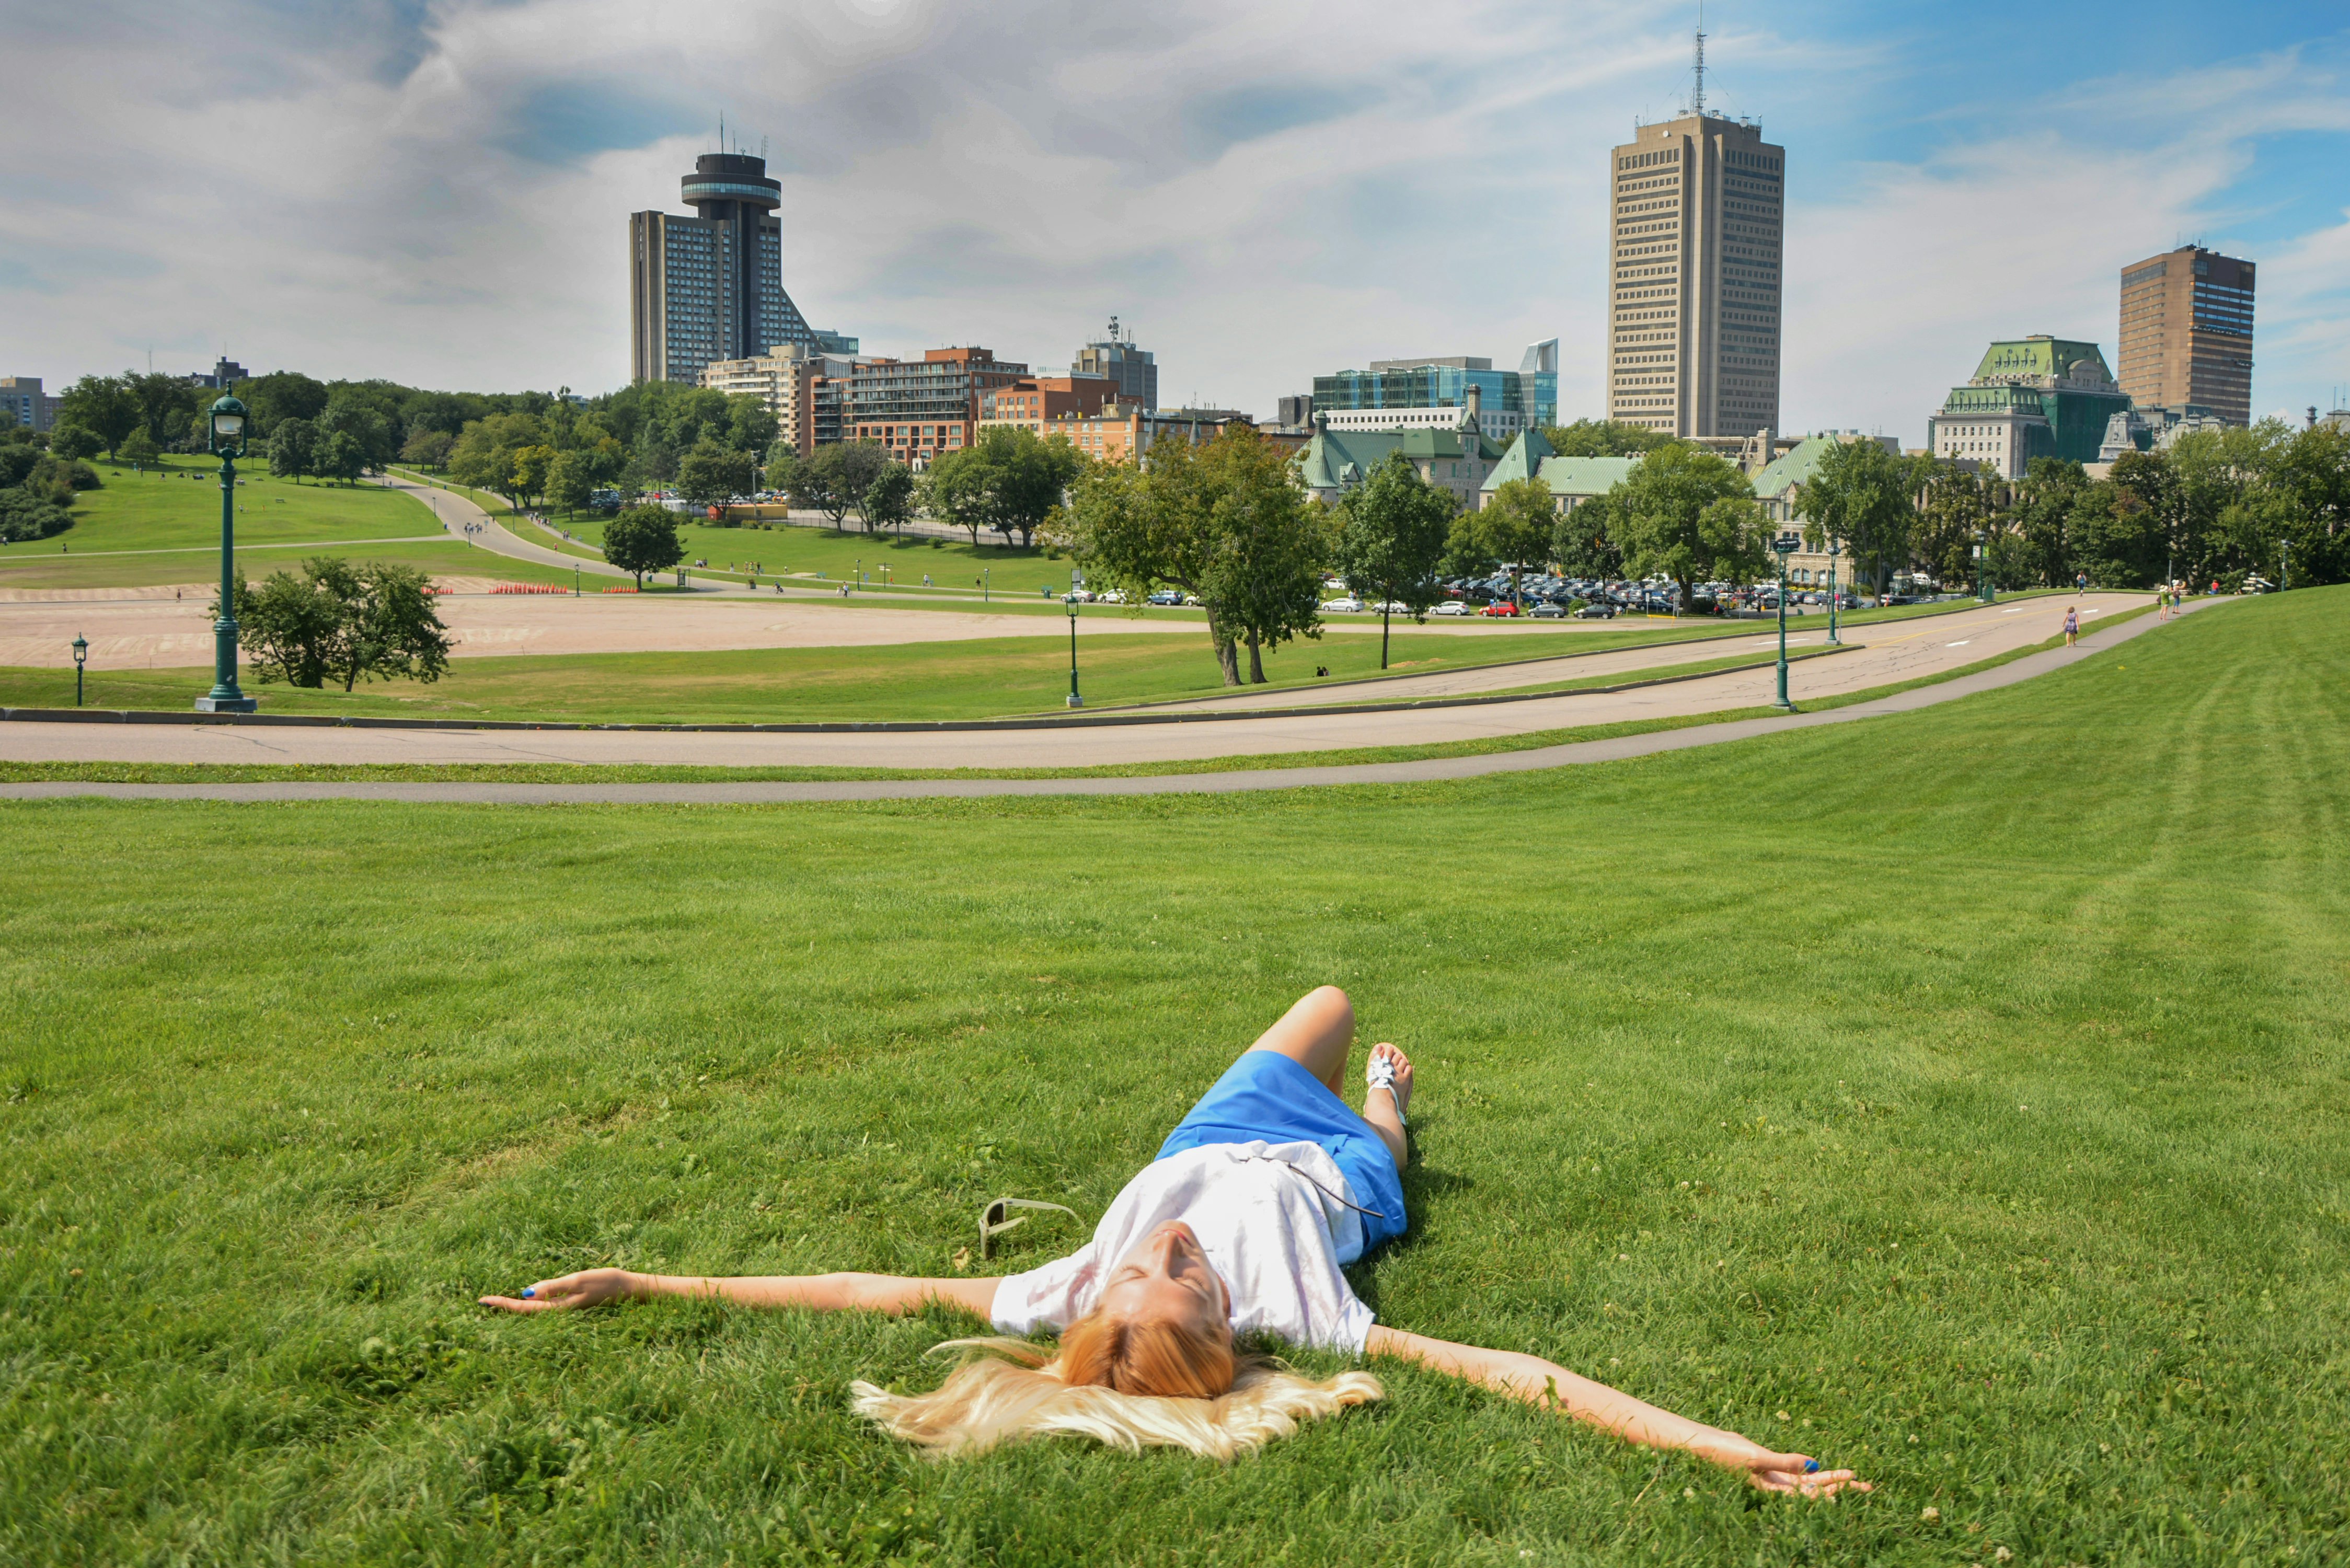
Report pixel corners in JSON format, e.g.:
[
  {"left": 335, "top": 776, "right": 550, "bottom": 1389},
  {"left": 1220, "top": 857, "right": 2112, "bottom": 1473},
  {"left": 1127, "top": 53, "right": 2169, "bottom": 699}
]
[{"left": 0, "top": 587, "right": 2342, "bottom": 1564}]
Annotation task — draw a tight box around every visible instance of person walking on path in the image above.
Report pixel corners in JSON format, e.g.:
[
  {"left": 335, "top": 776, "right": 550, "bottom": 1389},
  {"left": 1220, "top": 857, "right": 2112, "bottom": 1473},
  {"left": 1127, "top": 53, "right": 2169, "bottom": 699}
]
[
  {"left": 2064, "top": 605, "right": 2080, "bottom": 646},
  {"left": 482, "top": 987, "right": 1863, "bottom": 1494}
]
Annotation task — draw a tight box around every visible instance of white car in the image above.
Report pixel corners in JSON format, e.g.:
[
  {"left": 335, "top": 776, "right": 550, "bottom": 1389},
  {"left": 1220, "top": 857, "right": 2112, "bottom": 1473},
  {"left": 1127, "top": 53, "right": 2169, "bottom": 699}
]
[
  {"left": 1371, "top": 600, "right": 1412, "bottom": 614},
  {"left": 1095, "top": 588, "right": 1127, "bottom": 604},
  {"left": 1321, "top": 597, "right": 1366, "bottom": 614},
  {"left": 1432, "top": 601, "right": 1471, "bottom": 616},
  {"left": 1063, "top": 588, "right": 1096, "bottom": 603}
]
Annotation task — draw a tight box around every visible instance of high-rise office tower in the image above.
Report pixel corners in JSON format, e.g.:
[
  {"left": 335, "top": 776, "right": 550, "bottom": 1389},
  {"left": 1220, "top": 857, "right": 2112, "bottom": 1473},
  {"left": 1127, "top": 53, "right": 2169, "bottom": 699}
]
[
  {"left": 630, "top": 152, "right": 829, "bottom": 384},
  {"left": 2116, "top": 245, "right": 2254, "bottom": 425},
  {"left": 1605, "top": 26, "right": 1784, "bottom": 437},
  {"left": 1074, "top": 318, "right": 1157, "bottom": 409}
]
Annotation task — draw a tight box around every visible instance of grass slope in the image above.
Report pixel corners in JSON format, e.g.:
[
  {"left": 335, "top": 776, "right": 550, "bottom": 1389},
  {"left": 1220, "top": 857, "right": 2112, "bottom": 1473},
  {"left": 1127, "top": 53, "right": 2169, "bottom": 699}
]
[
  {"left": 4, "top": 590, "right": 2342, "bottom": 1564},
  {"left": 0, "top": 459, "right": 569, "bottom": 591}
]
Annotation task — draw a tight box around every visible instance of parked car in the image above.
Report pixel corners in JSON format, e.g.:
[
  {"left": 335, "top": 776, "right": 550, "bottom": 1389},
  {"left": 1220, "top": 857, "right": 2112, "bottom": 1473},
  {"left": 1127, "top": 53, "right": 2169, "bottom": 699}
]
[
  {"left": 1478, "top": 601, "right": 1522, "bottom": 617},
  {"left": 1432, "top": 601, "right": 1472, "bottom": 617},
  {"left": 1369, "top": 599, "right": 1412, "bottom": 614},
  {"left": 1064, "top": 589, "right": 1095, "bottom": 603},
  {"left": 1145, "top": 589, "right": 1185, "bottom": 607},
  {"left": 1321, "top": 597, "right": 1367, "bottom": 614},
  {"left": 1573, "top": 602, "right": 1617, "bottom": 619},
  {"left": 1529, "top": 601, "right": 1568, "bottom": 618}
]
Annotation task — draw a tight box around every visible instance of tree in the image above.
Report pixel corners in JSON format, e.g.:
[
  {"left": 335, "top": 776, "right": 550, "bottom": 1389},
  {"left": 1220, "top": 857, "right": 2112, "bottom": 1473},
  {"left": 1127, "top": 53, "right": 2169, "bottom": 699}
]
[
  {"left": 508, "top": 444, "right": 558, "bottom": 508},
  {"left": 1198, "top": 431, "right": 1327, "bottom": 682},
  {"left": 57, "top": 375, "right": 140, "bottom": 458},
  {"left": 0, "top": 488, "right": 76, "bottom": 544},
  {"left": 921, "top": 444, "right": 992, "bottom": 545},
  {"left": 863, "top": 462, "right": 917, "bottom": 535},
  {"left": 223, "top": 557, "right": 452, "bottom": 691},
  {"left": 602, "top": 504, "right": 684, "bottom": 586},
  {"left": 400, "top": 425, "right": 454, "bottom": 469},
  {"left": 117, "top": 429, "right": 160, "bottom": 467},
  {"left": 1550, "top": 491, "right": 1626, "bottom": 581},
  {"left": 1913, "top": 457, "right": 1996, "bottom": 589},
  {"left": 1608, "top": 444, "right": 1769, "bottom": 607},
  {"left": 1540, "top": 419, "right": 1678, "bottom": 458},
  {"left": 233, "top": 371, "right": 329, "bottom": 436},
  {"left": 544, "top": 449, "right": 597, "bottom": 516},
  {"left": 127, "top": 372, "right": 199, "bottom": 449},
  {"left": 791, "top": 441, "right": 888, "bottom": 532},
  {"left": 1796, "top": 437, "right": 1914, "bottom": 595},
  {"left": 269, "top": 417, "right": 316, "bottom": 483},
  {"left": 48, "top": 424, "right": 103, "bottom": 463},
  {"left": 1449, "top": 475, "right": 1554, "bottom": 606},
  {"left": 919, "top": 428, "right": 1081, "bottom": 547},
  {"left": 316, "top": 430, "right": 365, "bottom": 486},
  {"left": 1333, "top": 451, "right": 1454, "bottom": 667},
  {"left": 676, "top": 440, "right": 756, "bottom": 512},
  {"left": 1053, "top": 425, "right": 1322, "bottom": 686}
]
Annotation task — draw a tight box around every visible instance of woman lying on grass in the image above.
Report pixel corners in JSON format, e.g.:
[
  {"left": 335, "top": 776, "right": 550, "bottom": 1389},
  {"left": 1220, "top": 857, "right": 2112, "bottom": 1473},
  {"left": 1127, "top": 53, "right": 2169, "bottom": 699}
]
[{"left": 483, "top": 987, "right": 1865, "bottom": 1495}]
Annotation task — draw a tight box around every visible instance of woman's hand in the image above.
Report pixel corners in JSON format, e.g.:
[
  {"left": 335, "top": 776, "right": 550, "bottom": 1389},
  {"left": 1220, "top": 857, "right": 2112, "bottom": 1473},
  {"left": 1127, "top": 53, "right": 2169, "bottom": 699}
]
[
  {"left": 1686, "top": 1428, "right": 1870, "bottom": 1497},
  {"left": 478, "top": 1267, "right": 638, "bottom": 1314}
]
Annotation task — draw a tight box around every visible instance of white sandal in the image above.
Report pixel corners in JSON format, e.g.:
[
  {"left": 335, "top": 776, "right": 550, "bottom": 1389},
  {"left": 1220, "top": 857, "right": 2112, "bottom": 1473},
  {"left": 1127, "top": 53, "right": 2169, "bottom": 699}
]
[{"left": 1365, "top": 1052, "right": 1410, "bottom": 1126}]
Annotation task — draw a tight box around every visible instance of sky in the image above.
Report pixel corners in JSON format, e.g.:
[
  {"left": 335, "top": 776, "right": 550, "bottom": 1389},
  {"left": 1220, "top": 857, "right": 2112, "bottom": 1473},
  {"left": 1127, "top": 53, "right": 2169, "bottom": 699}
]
[{"left": 3, "top": 0, "right": 2347, "bottom": 443}]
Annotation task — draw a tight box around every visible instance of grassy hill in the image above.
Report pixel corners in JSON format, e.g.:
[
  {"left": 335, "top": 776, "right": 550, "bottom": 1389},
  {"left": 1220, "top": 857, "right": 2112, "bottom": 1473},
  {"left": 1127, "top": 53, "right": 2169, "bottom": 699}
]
[{"left": 2, "top": 586, "right": 2341, "bottom": 1564}]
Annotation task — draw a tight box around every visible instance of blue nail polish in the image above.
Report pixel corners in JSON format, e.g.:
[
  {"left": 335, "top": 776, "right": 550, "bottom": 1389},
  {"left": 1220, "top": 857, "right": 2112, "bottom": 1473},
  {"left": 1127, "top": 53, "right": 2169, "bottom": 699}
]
[
  {"left": 521, "top": 1287, "right": 535, "bottom": 1299},
  {"left": 1803, "top": 1459, "right": 1819, "bottom": 1473}
]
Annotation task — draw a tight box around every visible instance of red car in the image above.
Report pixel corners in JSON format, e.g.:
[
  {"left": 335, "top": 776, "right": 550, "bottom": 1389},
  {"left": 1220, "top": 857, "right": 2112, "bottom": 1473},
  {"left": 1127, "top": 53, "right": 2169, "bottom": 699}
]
[{"left": 1478, "top": 601, "right": 1522, "bottom": 617}]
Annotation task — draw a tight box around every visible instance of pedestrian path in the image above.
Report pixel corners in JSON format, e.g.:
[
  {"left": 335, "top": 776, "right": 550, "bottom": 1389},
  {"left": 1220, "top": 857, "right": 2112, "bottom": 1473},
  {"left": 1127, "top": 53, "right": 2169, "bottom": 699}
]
[{"left": 0, "top": 596, "right": 2208, "bottom": 798}]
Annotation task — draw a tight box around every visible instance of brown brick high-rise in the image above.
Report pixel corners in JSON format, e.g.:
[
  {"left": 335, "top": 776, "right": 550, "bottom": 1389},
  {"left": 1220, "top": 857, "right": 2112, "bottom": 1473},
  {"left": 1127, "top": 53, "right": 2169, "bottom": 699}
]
[{"left": 2116, "top": 246, "right": 2255, "bottom": 425}]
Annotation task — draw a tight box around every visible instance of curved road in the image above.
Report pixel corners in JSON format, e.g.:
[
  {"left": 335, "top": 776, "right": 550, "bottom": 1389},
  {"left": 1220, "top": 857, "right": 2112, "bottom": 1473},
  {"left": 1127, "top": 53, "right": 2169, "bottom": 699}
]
[{"left": 0, "top": 593, "right": 2181, "bottom": 782}]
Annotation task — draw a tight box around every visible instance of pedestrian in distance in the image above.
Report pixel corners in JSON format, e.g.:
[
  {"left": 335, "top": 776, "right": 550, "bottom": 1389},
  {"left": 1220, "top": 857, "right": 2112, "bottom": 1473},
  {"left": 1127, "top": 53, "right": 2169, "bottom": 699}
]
[
  {"left": 483, "top": 987, "right": 1864, "bottom": 1494},
  {"left": 2064, "top": 605, "right": 2080, "bottom": 647}
]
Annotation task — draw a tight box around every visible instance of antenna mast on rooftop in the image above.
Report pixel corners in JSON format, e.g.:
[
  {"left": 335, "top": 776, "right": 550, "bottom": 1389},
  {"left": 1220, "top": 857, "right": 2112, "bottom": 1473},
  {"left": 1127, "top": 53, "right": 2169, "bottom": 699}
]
[{"left": 1691, "top": 3, "right": 1707, "bottom": 116}]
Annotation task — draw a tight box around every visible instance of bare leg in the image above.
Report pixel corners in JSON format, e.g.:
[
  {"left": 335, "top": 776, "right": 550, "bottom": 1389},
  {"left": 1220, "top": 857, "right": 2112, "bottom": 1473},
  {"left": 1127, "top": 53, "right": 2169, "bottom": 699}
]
[
  {"left": 1246, "top": 985, "right": 1356, "bottom": 1092},
  {"left": 1246, "top": 988, "right": 1410, "bottom": 1172}
]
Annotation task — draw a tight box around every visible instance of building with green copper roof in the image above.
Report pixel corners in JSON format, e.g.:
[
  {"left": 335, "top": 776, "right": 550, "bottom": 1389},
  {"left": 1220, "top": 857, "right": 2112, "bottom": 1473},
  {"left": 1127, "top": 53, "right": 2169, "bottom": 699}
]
[
  {"left": 1296, "top": 410, "right": 1509, "bottom": 511},
  {"left": 1927, "top": 335, "right": 2132, "bottom": 477}
]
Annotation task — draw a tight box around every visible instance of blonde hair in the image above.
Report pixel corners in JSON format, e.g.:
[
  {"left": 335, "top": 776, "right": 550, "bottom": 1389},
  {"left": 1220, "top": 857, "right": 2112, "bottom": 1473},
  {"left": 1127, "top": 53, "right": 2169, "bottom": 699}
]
[{"left": 850, "top": 1330, "right": 1383, "bottom": 1460}]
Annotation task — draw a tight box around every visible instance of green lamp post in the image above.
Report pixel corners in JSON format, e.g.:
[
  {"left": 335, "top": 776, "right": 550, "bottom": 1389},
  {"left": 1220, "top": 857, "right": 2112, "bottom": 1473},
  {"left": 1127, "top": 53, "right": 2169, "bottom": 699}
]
[
  {"left": 196, "top": 395, "right": 257, "bottom": 712},
  {"left": 1066, "top": 594, "right": 1083, "bottom": 709},
  {"left": 1825, "top": 538, "right": 1842, "bottom": 647},
  {"left": 1770, "top": 532, "right": 1799, "bottom": 711},
  {"left": 73, "top": 633, "right": 88, "bottom": 708}
]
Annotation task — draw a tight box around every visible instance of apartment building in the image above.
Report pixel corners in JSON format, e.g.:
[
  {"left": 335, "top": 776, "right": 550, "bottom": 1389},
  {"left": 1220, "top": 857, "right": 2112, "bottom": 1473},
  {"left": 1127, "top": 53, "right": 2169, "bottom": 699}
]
[
  {"left": 848, "top": 348, "right": 1029, "bottom": 467},
  {"left": 699, "top": 344, "right": 868, "bottom": 457},
  {"left": 1, "top": 376, "right": 59, "bottom": 431},
  {"left": 977, "top": 375, "right": 1121, "bottom": 434}
]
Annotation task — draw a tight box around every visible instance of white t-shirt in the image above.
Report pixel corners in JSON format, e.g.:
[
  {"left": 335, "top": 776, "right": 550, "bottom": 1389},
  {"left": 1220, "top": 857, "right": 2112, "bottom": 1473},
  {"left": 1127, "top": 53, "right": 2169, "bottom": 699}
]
[{"left": 989, "top": 1141, "right": 1378, "bottom": 1353}]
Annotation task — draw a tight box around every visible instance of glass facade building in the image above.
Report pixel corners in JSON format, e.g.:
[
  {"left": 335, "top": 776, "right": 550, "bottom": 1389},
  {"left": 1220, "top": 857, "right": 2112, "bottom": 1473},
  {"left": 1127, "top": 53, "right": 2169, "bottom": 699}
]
[{"left": 1311, "top": 352, "right": 1557, "bottom": 429}]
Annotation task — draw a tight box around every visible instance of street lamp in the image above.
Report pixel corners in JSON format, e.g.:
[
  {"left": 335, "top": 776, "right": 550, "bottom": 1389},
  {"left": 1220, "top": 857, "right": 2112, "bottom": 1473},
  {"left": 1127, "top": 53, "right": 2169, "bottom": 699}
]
[
  {"left": 195, "top": 395, "right": 257, "bottom": 712},
  {"left": 72, "top": 633, "right": 88, "bottom": 708},
  {"left": 1826, "top": 538, "right": 1842, "bottom": 647},
  {"left": 1771, "top": 532, "right": 1799, "bottom": 710},
  {"left": 1066, "top": 594, "right": 1082, "bottom": 709}
]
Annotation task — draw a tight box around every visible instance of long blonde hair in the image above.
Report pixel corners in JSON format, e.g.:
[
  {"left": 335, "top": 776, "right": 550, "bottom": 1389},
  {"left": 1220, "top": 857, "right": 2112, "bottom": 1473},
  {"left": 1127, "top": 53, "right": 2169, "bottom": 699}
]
[{"left": 850, "top": 1328, "right": 1382, "bottom": 1460}]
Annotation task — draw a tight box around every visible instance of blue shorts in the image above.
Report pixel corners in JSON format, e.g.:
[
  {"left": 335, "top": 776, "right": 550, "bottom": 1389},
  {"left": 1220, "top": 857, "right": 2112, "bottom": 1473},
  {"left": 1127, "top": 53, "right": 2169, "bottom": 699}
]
[{"left": 1156, "top": 1050, "right": 1408, "bottom": 1253}]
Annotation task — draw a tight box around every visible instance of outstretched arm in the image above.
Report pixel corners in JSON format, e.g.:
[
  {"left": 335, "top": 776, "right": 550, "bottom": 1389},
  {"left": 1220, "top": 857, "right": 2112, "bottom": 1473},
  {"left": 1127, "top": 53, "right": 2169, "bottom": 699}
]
[
  {"left": 480, "top": 1269, "right": 1000, "bottom": 1320},
  {"left": 1364, "top": 1325, "right": 1867, "bottom": 1497}
]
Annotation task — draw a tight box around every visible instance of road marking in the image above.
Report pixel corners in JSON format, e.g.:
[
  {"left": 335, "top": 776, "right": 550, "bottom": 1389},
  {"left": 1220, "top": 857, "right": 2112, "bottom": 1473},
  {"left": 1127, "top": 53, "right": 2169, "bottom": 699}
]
[
  {"left": 1947, "top": 640, "right": 1972, "bottom": 647},
  {"left": 2002, "top": 607, "right": 2026, "bottom": 613}
]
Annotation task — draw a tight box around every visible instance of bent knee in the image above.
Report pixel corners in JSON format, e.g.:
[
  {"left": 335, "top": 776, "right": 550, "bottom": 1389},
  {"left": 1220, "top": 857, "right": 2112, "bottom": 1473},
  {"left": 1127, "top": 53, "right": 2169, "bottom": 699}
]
[{"left": 1302, "top": 984, "right": 1353, "bottom": 1019}]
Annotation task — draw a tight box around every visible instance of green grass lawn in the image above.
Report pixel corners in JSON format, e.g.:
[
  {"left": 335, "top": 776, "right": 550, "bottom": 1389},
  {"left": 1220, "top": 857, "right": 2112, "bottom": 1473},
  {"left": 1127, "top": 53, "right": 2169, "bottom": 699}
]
[
  {"left": 4, "top": 590, "right": 2343, "bottom": 1564},
  {"left": 0, "top": 459, "right": 567, "bottom": 591},
  {"left": 2, "top": 622, "right": 1789, "bottom": 723}
]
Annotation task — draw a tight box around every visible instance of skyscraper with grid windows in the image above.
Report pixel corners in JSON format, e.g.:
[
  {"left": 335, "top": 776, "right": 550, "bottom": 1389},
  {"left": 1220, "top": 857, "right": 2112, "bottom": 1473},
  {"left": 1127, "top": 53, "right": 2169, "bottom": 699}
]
[
  {"left": 2116, "top": 245, "right": 2254, "bottom": 425},
  {"left": 1604, "top": 106, "right": 1784, "bottom": 439}
]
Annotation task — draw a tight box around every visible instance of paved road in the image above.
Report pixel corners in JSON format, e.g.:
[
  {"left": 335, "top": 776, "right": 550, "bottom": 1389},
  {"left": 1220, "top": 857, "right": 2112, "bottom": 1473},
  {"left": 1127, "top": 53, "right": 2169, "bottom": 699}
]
[
  {"left": 0, "top": 599, "right": 2214, "bottom": 802},
  {"left": 0, "top": 593, "right": 2173, "bottom": 776}
]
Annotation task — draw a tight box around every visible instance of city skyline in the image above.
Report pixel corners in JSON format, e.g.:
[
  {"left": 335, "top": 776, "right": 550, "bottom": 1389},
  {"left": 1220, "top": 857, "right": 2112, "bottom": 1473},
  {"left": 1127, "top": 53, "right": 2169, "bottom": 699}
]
[{"left": 4, "top": 2, "right": 2347, "bottom": 438}]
